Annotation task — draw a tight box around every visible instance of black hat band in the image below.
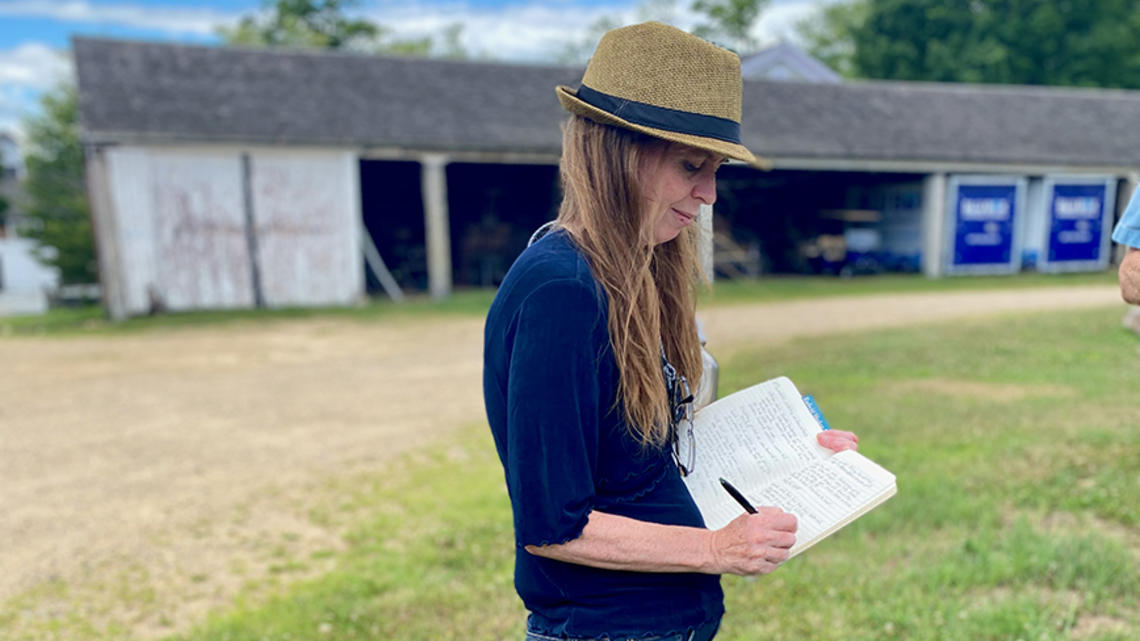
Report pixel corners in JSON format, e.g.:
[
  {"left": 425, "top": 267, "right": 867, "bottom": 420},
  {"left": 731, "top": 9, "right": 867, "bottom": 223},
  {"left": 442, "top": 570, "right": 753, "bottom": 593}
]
[{"left": 576, "top": 84, "right": 743, "bottom": 145}]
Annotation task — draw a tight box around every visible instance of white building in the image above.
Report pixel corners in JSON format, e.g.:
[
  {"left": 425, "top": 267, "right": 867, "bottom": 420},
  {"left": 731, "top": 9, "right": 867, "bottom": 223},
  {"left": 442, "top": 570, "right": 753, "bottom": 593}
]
[
  {"left": 0, "top": 132, "right": 23, "bottom": 180},
  {"left": 0, "top": 131, "right": 59, "bottom": 316},
  {"left": 72, "top": 37, "right": 1140, "bottom": 319}
]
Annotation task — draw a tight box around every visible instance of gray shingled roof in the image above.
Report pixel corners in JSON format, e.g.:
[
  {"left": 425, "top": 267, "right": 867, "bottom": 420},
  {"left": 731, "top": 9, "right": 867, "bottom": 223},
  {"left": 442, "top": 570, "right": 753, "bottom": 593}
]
[
  {"left": 73, "top": 36, "right": 578, "bottom": 153},
  {"left": 745, "top": 79, "right": 1140, "bottom": 167},
  {"left": 74, "top": 36, "right": 1140, "bottom": 168}
]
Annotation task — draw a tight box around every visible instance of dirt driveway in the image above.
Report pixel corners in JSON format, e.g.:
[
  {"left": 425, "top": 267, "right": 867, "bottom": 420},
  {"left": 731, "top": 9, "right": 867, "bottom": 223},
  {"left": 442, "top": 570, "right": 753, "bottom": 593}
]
[{"left": 0, "top": 284, "right": 1124, "bottom": 638}]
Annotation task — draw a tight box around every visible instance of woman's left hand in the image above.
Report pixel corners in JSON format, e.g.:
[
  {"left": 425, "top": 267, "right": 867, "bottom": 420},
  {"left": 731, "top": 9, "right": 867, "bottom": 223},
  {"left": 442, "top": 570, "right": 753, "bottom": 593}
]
[{"left": 817, "top": 429, "right": 858, "bottom": 453}]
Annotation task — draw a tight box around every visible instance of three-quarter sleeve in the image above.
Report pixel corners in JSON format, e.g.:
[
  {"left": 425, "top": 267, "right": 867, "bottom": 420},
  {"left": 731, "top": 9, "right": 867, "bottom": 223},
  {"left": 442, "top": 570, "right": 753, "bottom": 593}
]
[
  {"left": 504, "top": 278, "right": 607, "bottom": 548},
  {"left": 1113, "top": 188, "right": 1140, "bottom": 248}
]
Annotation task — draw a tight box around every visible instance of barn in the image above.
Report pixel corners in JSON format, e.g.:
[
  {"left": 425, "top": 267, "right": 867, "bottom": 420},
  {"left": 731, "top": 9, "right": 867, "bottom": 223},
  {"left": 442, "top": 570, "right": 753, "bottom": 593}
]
[{"left": 73, "top": 36, "right": 1140, "bottom": 319}]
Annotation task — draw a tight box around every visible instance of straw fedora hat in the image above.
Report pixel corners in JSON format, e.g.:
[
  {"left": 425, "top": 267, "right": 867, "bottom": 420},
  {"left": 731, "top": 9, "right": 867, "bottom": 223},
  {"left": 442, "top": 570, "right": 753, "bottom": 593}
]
[{"left": 557, "top": 21, "right": 767, "bottom": 168}]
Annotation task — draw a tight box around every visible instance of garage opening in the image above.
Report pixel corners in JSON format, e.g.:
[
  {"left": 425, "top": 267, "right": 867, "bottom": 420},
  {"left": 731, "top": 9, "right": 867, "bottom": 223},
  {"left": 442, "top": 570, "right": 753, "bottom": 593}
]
[
  {"left": 712, "top": 168, "right": 926, "bottom": 277},
  {"left": 359, "top": 159, "right": 428, "bottom": 293},
  {"left": 447, "top": 162, "right": 560, "bottom": 288}
]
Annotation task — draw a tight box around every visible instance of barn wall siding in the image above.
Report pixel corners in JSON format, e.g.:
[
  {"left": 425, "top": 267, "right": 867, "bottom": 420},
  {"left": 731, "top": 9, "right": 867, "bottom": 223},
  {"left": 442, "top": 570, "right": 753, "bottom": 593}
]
[
  {"left": 98, "top": 145, "right": 361, "bottom": 318},
  {"left": 250, "top": 150, "right": 361, "bottom": 307},
  {"left": 151, "top": 151, "right": 251, "bottom": 311}
]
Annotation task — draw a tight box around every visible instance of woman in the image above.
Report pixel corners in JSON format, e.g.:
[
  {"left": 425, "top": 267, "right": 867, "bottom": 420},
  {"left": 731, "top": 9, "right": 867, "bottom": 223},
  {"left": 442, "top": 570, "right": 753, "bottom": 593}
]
[{"left": 483, "top": 22, "right": 859, "bottom": 641}]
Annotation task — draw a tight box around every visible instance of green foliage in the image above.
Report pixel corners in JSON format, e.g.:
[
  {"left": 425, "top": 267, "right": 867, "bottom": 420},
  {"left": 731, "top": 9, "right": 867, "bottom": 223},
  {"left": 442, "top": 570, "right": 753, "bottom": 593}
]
[
  {"left": 691, "top": 0, "right": 769, "bottom": 53},
  {"left": 436, "top": 23, "right": 469, "bottom": 60},
  {"left": 797, "top": 0, "right": 1140, "bottom": 88},
  {"left": 0, "top": 272, "right": 1115, "bottom": 336},
  {"left": 558, "top": 0, "right": 682, "bottom": 65},
  {"left": 560, "top": 0, "right": 768, "bottom": 64},
  {"left": 218, "top": 0, "right": 463, "bottom": 58},
  {"left": 22, "top": 82, "right": 96, "bottom": 285},
  {"left": 795, "top": 0, "right": 869, "bottom": 78},
  {"left": 220, "top": 0, "right": 387, "bottom": 51},
  {"left": 701, "top": 270, "right": 1114, "bottom": 305},
  {"left": 558, "top": 14, "right": 623, "bottom": 64},
  {"left": 0, "top": 288, "right": 499, "bottom": 336}
]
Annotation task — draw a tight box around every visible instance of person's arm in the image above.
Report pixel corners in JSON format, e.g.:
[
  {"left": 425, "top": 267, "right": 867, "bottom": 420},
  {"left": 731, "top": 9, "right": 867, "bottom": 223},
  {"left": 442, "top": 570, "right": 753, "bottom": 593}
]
[
  {"left": 527, "top": 429, "right": 863, "bottom": 576},
  {"left": 1120, "top": 248, "right": 1140, "bottom": 305},
  {"left": 525, "top": 508, "right": 797, "bottom": 576}
]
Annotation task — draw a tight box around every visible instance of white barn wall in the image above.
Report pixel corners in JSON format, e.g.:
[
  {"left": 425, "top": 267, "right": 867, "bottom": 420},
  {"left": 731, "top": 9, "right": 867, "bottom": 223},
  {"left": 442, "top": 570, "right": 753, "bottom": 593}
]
[
  {"left": 151, "top": 151, "right": 250, "bottom": 311},
  {"left": 104, "top": 148, "right": 162, "bottom": 314},
  {"left": 103, "top": 146, "right": 251, "bottom": 314},
  {"left": 250, "top": 150, "right": 361, "bottom": 307},
  {"left": 97, "top": 145, "right": 362, "bottom": 318}
]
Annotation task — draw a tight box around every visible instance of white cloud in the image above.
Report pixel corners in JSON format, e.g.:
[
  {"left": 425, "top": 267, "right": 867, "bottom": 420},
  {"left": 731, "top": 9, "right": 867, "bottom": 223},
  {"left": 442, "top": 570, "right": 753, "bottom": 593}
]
[
  {"left": 0, "top": 44, "right": 72, "bottom": 141},
  {"left": 0, "top": 0, "right": 244, "bottom": 37},
  {"left": 754, "top": 0, "right": 833, "bottom": 45},
  {"left": 0, "top": 43, "right": 71, "bottom": 88},
  {"left": 367, "top": 0, "right": 831, "bottom": 62},
  {"left": 365, "top": 1, "right": 638, "bottom": 62},
  {"left": 0, "top": 0, "right": 243, "bottom": 140}
]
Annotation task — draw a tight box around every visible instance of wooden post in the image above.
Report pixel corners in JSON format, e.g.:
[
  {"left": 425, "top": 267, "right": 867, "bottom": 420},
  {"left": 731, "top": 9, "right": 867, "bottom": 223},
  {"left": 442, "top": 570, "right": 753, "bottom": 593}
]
[
  {"left": 84, "top": 145, "right": 127, "bottom": 320},
  {"left": 421, "top": 153, "right": 452, "bottom": 300},
  {"left": 1121, "top": 173, "right": 1139, "bottom": 219},
  {"left": 698, "top": 203, "right": 714, "bottom": 284},
  {"left": 1116, "top": 173, "right": 1140, "bottom": 263},
  {"left": 360, "top": 223, "right": 405, "bottom": 302},
  {"left": 241, "top": 152, "right": 265, "bottom": 308},
  {"left": 922, "top": 172, "right": 948, "bottom": 278}
]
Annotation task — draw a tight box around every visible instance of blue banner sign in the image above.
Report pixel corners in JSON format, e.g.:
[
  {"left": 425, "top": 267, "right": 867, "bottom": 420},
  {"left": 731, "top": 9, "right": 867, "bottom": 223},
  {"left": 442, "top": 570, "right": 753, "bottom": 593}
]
[
  {"left": 1040, "top": 179, "right": 1114, "bottom": 272},
  {"left": 951, "top": 183, "right": 1018, "bottom": 270}
]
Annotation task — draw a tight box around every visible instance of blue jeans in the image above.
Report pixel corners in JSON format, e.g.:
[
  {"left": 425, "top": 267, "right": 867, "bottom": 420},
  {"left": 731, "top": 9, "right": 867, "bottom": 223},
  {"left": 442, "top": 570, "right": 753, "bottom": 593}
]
[{"left": 524, "top": 616, "right": 720, "bottom": 641}]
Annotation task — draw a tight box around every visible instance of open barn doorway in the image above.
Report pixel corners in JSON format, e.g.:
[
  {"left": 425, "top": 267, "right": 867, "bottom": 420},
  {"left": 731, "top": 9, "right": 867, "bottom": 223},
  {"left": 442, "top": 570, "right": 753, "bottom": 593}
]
[
  {"left": 359, "top": 159, "right": 428, "bottom": 294},
  {"left": 712, "top": 168, "right": 926, "bottom": 277},
  {"left": 446, "top": 162, "right": 560, "bottom": 289}
]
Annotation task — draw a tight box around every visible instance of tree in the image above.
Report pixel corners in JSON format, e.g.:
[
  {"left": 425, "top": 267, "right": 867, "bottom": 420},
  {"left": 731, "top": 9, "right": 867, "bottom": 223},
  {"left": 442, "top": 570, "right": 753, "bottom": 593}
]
[
  {"left": 691, "top": 0, "right": 769, "bottom": 53},
  {"left": 436, "top": 23, "right": 468, "bottom": 60},
  {"left": 22, "top": 83, "right": 96, "bottom": 285},
  {"left": 219, "top": 0, "right": 440, "bottom": 56},
  {"left": 795, "top": 0, "right": 868, "bottom": 78},
  {"left": 558, "top": 14, "right": 623, "bottom": 64},
  {"left": 560, "top": 0, "right": 763, "bottom": 65},
  {"left": 797, "top": 0, "right": 1140, "bottom": 88}
]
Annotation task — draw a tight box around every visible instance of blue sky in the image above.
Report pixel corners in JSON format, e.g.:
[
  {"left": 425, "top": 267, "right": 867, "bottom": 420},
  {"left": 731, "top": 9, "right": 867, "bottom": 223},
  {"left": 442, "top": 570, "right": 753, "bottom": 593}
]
[{"left": 0, "top": 0, "right": 827, "bottom": 146}]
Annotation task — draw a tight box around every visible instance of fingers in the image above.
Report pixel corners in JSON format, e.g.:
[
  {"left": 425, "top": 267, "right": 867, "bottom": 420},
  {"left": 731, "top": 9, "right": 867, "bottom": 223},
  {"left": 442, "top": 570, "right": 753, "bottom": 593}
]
[
  {"left": 711, "top": 509, "right": 799, "bottom": 576},
  {"left": 756, "top": 506, "right": 798, "bottom": 533},
  {"left": 817, "top": 429, "right": 859, "bottom": 452},
  {"left": 764, "top": 546, "right": 791, "bottom": 564}
]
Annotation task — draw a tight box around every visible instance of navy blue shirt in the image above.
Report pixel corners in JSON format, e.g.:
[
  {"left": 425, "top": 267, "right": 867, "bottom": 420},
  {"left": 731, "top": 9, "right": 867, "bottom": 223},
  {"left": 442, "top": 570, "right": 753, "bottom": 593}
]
[{"left": 483, "top": 230, "right": 723, "bottom": 638}]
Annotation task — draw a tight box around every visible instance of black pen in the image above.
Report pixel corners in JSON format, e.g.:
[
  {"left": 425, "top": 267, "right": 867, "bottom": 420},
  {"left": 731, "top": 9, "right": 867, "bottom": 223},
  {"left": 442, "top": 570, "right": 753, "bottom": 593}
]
[{"left": 718, "top": 477, "right": 757, "bottom": 514}]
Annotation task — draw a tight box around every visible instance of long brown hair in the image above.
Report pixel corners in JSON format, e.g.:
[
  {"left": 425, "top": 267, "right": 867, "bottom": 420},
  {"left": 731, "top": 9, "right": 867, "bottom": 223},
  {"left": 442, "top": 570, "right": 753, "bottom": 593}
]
[{"left": 555, "top": 115, "right": 704, "bottom": 447}]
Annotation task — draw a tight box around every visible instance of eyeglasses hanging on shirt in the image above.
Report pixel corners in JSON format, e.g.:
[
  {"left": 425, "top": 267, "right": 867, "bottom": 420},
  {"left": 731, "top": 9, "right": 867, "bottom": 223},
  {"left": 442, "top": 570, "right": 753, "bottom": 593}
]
[{"left": 661, "top": 342, "right": 696, "bottom": 477}]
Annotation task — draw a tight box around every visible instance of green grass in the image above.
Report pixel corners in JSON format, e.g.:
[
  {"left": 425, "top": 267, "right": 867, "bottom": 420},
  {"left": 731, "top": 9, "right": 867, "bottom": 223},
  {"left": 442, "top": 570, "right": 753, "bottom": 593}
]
[
  {"left": 0, "top": 289, "right": 498, "bottom": 337},
  {"left": 700, "top": 270, "right": 1116, "bottom": 305},
  {"left": 159, "top": 303, "right": 1139, "bottom": 641},
  {"left": 0, "top": 270, "right": 1116, "bottom": 337}
]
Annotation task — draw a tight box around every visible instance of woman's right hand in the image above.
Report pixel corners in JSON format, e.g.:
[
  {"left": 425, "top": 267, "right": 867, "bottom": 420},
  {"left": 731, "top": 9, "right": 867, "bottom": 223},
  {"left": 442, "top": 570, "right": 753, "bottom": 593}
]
[{"left": 708, "top": 508, "right": 798, "bottom": 575}]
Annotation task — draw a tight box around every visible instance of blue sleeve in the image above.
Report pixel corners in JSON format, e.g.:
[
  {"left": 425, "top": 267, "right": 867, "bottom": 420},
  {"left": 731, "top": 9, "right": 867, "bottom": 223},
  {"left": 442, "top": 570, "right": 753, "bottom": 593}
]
[
  {"left": 505, "top": 278, "right": 606, "bottom": 548},
  {"left": 1113, "top": 188, "right": 1140, "bottom": 248}
]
